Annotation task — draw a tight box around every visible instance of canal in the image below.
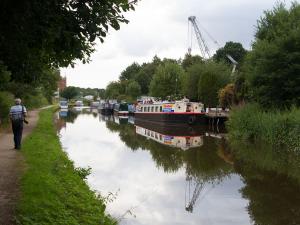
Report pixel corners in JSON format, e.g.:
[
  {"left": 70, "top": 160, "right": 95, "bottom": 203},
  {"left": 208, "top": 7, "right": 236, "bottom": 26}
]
[{"left": 56, "top": 108, "right": 300, "bottom": 225}]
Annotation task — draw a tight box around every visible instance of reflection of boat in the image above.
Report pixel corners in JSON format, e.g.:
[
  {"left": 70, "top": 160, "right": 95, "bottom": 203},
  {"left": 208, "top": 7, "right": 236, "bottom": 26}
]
[
  {"left": 91, "top": 101, "right": 100, "bottom": 108},
  {"left": 135, "top": 99, "right": 206, "bottom": 125},
  {"left": 59, "top": 109, "right": 68, "bottom": 117},
  {"left": 135, "top": 125, "right": 203, "bottom": 150},
  {"left": 135, "top": 120, "right": 206, "bottom": 137},
  {"left": 113, "top": 115, "right": 128, "bottom": 125},
  {"left": 59, "top": 100, "right": 68, "bottom": 109},
  {"left": 128, "top": 116, "right": 135, "bottom": 125},
  {"left": 99, "top": 102, "right": 114, "bottom": 115},
  {"left": 100, "top": 114, "right": 114, "bottom": 122}
]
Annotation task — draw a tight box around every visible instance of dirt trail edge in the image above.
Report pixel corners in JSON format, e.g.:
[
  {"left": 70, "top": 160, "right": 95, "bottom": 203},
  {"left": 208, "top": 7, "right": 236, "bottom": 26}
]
[{"left": 0, "top": 106, "right": 52, "bottom": 225}]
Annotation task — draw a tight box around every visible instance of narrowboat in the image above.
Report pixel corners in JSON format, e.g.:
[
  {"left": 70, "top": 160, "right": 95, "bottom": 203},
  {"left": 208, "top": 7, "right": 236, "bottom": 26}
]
[
  {"left": 59, "top": 100, "right": 68, "bottom": 109},
  {"left": 135, "top": 100, "right": 206, "bottom": 125},
  {"left": 99, "top": 102, "right": 114, "bottom": 115},
  {"left": 113, "top": 103, "right": 129, "bottom": 116},
  {"left": 75, "top": 100, "right": 84, "bottom": 107}
]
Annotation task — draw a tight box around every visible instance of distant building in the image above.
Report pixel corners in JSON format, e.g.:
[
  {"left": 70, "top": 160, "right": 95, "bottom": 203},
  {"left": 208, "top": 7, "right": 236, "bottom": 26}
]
[
  {"left": 58, "top": 76, "right": 67, "bottom": 91},
  {"left": 56, "top": 76, "right": 67, "bottom": 99}
]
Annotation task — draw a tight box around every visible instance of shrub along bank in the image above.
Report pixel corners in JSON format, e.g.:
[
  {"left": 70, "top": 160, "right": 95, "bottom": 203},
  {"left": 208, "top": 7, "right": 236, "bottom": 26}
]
[
  {"left": 227, "top": 104, "right": 300, "bottom": 154},
  {"left": 17, "top": 108, "right": 116, "bottom": 225}
]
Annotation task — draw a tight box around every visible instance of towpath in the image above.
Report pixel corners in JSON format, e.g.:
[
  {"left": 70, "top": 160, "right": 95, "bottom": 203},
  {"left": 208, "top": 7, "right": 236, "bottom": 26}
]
[{"left": 0, "top": 106, "right": 51, "bottom": 225}]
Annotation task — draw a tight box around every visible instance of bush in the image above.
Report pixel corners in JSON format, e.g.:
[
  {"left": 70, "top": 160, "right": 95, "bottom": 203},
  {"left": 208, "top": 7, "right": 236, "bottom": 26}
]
[
  {"left": 23, "top": 93, "right": 49, "bottom": 109},
  {"left": 227, "top": 104, "right": 300, "bottom": 153},
  {"left": 0, "top": 91, "right": 14, "bottom": 125}
]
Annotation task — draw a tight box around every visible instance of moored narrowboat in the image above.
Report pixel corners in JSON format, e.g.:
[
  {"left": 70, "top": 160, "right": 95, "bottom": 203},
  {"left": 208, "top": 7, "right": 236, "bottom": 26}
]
[
  {"left": 135, "top": 100, "right": 206, "bottom": 125},
  {"left": 99, "top": 102, "right": 114, "bottom": 115},
  {"left": 114, "top": 103, "right": 129, "bottom": 116}
]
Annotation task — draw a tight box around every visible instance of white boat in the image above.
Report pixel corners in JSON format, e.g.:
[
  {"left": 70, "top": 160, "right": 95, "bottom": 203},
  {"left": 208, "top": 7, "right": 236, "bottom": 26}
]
[
  {"left": 135, "top": 98, "right": 205, "bottom": 125},
  {"left": 59, "top": 100, "right": 68, "bottom": 109}
]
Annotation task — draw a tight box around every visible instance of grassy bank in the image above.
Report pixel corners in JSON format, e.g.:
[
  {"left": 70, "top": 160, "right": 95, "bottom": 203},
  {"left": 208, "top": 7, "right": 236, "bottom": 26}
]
[
  {"left": 17, "top": 108, "right": 116, "bottom": 225},
  {"left": 227, "top": 104, "right": 300, "bottom": 153}
]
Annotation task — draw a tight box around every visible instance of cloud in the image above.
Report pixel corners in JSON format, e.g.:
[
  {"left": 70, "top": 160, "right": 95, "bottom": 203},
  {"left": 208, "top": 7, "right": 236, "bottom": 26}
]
[{"left": 62, "top": 0, "right": 293, "bottom": 88}]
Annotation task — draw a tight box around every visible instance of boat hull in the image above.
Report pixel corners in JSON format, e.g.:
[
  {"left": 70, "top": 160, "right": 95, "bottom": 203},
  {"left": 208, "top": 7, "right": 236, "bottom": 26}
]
[{"left": 134, "top": 112, "right": 206, "bottom": 125}]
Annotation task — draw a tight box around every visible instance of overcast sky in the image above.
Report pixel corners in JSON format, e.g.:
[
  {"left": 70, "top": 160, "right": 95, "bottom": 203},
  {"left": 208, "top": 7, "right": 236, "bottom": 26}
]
[{"left": 61, "top": 0, "right": 293, "bottom": 89}]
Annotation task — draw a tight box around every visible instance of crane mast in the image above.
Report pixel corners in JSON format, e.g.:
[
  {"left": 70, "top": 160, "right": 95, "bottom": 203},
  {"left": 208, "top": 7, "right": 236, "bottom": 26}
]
[
  {"left": 188, "top": 16, "right": 211, "bottom": 59},
  {"left": 188, "top": 16, "right": 238, "bottom": 74}
]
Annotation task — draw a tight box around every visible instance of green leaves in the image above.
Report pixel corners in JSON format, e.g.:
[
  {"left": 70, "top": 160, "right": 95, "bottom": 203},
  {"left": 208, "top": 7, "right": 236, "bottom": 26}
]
[
  {"left": 244, "top": 2, "right": 300, "bottom": 108},
  {"left": 150, "top": 61, "right": 185, "bottom": 99}
]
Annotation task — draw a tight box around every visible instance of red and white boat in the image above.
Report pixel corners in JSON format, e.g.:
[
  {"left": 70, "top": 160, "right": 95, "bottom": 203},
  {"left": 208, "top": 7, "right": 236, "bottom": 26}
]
[{"left": 135, "top": 99, "right": 206, "bottom": 125}]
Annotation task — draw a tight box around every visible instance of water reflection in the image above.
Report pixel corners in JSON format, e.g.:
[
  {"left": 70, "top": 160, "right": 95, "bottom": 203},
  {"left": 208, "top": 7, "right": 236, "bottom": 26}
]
[{"left": 57, "top": 109, "right": 300, "bottom": 225}]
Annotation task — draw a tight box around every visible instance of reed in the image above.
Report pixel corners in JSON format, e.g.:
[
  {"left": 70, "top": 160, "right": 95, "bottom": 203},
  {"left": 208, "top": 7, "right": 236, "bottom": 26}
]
[{"left": 227, "top": 104, "right": 300, "bottom": 153}]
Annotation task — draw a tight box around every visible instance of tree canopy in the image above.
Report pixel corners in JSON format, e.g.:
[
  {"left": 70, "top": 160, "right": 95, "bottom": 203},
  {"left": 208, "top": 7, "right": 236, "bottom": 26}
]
[
  {"left": 243, "top": 2, "right": 300, "bottom": 108},
  {"left": 213, "top": 41, "right": 247, "bottom": 65}
]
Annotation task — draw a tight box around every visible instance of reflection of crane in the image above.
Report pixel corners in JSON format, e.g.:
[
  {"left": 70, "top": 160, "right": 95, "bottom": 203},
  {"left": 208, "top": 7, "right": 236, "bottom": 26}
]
[
  {"left": 188, "top": 16, "right": 238, "bottom": 74},
  {"left": 185, "top": 175, "right": 205, "bottom": 213}
]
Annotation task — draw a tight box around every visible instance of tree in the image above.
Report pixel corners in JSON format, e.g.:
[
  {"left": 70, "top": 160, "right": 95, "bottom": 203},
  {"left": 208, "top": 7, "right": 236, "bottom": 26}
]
[
  {"left": 105, "top": 81, "right": 122, "bottom": 99},
  {"left": 213, "top": 42, "right": 247, "bottom": 65},
  {"left": 244, "top": 2, "right": 300, "bottom": 108},
  {"left": 0, "top": 0, "right": 136, "bottom": 89},
  {"left": 150, "top": 62, "right": 186, "bottom": 99},
  {"left": 126, "top": 81, "right": 141, "bottom": 99},
  {"left": 183, "top": 63, "right": 204, "bottom": 101},
  {"left": 60, "top": 86, "right": 79, "bottom": 100},
  {"left": 181, "top": 54, "right": 204, "bottom": 71},
  {"left": 0, "top": 62, "right": 11, "bottom": 91},
  {"left": 135, "top": 56, "right": 162, "bottom": 95},
  {"left": 218, "top": 83, "right": 238, "bottom": 108},
  {"left": 120, "top": 62, "right": 141, "bottom": 81},
  {"left": 198, "top": 61, "right": 231, "bottom": 107}
]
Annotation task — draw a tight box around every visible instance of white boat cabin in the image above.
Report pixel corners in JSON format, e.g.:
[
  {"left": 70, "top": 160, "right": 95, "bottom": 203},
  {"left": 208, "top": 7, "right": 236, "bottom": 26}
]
[{"left": 136, "top": 100, "right": 204, "bottom": 113}]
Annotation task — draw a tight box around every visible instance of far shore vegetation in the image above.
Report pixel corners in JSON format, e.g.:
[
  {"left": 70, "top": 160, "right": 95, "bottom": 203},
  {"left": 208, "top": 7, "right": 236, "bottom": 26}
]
[{"left": 17, "top": 108, "right": 116, "bottom": 225}]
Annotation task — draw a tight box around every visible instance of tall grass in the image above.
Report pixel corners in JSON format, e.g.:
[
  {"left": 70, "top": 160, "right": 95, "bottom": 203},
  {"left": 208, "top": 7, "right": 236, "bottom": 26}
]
[{"left": 227, "top": 104, "right": 300, "bottom": 153}]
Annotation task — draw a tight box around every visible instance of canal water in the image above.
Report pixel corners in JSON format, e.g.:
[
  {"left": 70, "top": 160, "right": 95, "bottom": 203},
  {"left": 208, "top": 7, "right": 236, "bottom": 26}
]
[{"left": 56, "top": 109, "right": 300, "bottom": 225}]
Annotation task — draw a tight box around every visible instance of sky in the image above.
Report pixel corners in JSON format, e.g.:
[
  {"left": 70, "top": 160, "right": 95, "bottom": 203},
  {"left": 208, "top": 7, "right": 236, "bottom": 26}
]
[{"left": 61, "top": 0, "right": 293, "bottom": 89}]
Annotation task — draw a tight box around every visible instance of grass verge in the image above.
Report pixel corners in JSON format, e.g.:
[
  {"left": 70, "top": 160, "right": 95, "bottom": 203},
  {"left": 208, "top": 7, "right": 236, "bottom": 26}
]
[{"left": 16, "top": 108, "right": 116, "bottom": 225}]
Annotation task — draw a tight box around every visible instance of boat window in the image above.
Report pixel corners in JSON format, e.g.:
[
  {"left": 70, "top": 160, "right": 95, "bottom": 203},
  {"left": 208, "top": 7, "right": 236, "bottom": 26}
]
[
  {"left": 141, "top": 107, "right": 143, "bottom": 112},
  {"left": 160, "top": 106, "right": 162, "bottom": 112},
  {"left": 155, "top": 106, "right": 158, "bottom": 112},
  {"left": 148, "top": 106, "right": 150, "bottom": 112},
  {"left": 151, "top": 107, "right": 154, "bottom": 112},
  {"left": 159, "top": 135, "right": 162, "bottom": 140}
]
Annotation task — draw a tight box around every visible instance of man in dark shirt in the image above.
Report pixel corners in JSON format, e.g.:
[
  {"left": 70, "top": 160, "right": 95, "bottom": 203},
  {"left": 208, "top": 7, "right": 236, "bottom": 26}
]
[{"left": 9, "top": 98, "right": 27, "bottom": 150}]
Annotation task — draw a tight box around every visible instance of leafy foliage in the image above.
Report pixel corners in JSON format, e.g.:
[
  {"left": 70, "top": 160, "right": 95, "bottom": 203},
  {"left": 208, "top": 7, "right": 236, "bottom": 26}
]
[
  {"left": 60, "top": 86, "right": 79, "bottom": 100},
  {"left": 218, "top": 83, "right": 238, "bottom": 108},
  {"left": 126, "top": 81, "right": 141, "bottom": 99},
  {"left": 198, "top": 61, "right": 231, "bottom": 107},
  {"left": 181, "top": 54, "right": 203, "bottom": 71},
  {"left": 150, "top": 62, "right": 186, "bottom": 99},
  {"left": 213, "top": 41, "right": 247, "bottom": 64},
  {"left": 243, "top": 2, "right": 300, "bottom": 108},
  {"left": 0, "top": 91, "right": 14, "bottom": 124}
]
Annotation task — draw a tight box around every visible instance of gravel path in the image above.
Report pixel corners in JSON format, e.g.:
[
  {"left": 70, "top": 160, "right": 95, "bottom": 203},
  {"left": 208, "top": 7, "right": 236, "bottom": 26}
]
[{"left": 0, "top": 109, "right": 40, "bottom": 225}]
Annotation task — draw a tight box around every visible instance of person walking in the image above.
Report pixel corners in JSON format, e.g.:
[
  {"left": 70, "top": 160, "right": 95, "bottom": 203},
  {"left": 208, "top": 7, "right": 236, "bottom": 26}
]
[{"left": 9, "top": 98, "right": 27, "bottom": 150}]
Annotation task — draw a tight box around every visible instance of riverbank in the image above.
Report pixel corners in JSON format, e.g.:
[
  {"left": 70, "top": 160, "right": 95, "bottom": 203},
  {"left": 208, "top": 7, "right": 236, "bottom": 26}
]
[
  {"left": 227, "top": 104, "right": 300, "bottom": 183},
  {"left": 16, "top": 108, "right": 116, "bottom": 225},
  {"left": 227, "top": 104, "right": 300, "bottom": 153}
]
